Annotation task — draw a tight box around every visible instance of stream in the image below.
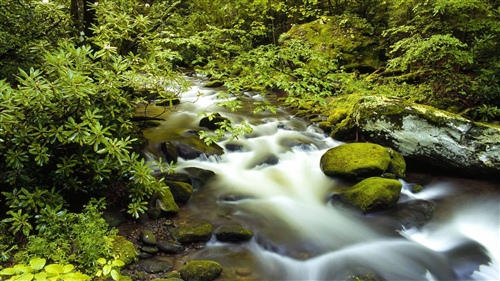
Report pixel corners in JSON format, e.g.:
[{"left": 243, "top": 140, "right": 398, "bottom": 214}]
[{"left": 142, "top": 76, "right": 499, "bottom": 281}]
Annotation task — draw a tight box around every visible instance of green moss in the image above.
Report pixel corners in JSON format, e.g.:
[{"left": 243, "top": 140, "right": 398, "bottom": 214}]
[
  {"left": 111, "top": 236, "right": 138, "bottom": 266},
  {"left": 340, "top": 177, "right": 402, "bottom": 213},
  {"left": 180, "top": 260, "right": 222, "bottom": 281},
  {"left": 411, "top": 184, "right": 423, "bottom": 193},
  {"left": 320, "top": 143, "right": 391, "bottom": 179}
]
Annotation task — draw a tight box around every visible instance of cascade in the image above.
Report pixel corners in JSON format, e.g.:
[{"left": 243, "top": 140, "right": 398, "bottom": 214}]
[{"left": 145, "top": 76, "right": 499, "bottom": 281}]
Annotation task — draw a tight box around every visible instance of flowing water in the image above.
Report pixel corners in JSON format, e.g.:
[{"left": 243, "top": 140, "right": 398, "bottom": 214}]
[{"left": 144, "top": 76, "right": 499, "bottom": 281}]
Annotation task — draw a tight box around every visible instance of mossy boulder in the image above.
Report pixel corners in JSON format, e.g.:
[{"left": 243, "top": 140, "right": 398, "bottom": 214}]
[
  {"left": 180, "top": 260, "right": 222, "bottom": 281},
  {"left": 148, "top": 189, "right": 179, "bottom": 219},
  {"left": 282, "top": 14, "right": 383, "bottom": 72},
  {"left": 351, "top": 97, "right": 500, "bottom": 177},
  {"left": 111, "top": 235, "right": 138, "bottom": 266},
  {"left": 172, "top": 221, "right": 213, "bottom": 244},
  {"left": 336, "top": 177, "right": 402, "bottom": 214},
  {"left": 165, "top": 180, "right": 193, "bottom": 202},
  {"left": 215, "top": 224, "right": 253, "bottom": 242},
  {"left": 320, "top": 143, "right": 391, "bottom": 179},
  {"left": 387, "top": 149, "right": 406, "bottom": 178}
]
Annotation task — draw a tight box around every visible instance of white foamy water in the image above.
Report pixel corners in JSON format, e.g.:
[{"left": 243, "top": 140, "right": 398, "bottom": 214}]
[{"left": 148, "top": 76, "right": 500, "bottom": 281}]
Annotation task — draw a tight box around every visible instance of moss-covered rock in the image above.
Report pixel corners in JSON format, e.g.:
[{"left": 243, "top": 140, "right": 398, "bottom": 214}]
[
  {"left": 215, "top": 225, "right": 253, "bottom": 242},
  {"left": 283, "top": 15, "right": 383, "bottom": 72},
  {"left": 337, "top": 177, "right": 402, "bottom": 213},
  {"left": 172, "top": 221, "right": 213, "bottom": 244},
  {"left": 351, "top": 97, "right": 500, "bottom": 177},
  {"left": 180, "top": 260, "right": 222, "bottom": 281},
  {"left": 320, "top": 143, "right": 391, "bottom": 179},
  {"left": 111, "top": 235, "right": 138, "bottom": 266},
  {"left": 149, "top": 188, "right": 179, "bottom": 216},
  {"left": 387, "top": 149, "right": 406, "bottom": 178},
  {"left": 165, "top": 180, "right": 193, "bottom": 203}
]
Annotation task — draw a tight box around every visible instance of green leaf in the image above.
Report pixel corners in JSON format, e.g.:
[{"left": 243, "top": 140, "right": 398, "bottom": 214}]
[
  {"left": 30, "top": 258, "right": 46, "bottom": 271},
  {"left": 44, "top": 264, "right": 64, "bottom": 275},
  {"left": 111, "top": 269, "right": 120, "bottom": 280}
]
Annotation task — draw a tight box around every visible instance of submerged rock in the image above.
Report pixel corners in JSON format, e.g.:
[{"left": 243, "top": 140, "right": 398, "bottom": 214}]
[
  {"left": 335, "top": 177, "right": 402, "bottom": 213},
  {"left": 137, "top": 257, "right": 173, "bottom": 273},
  {"left": 320, "top": 143, "right": 391, "bottom": 179},
  {"left": 180, "top": 260, "right": 222, "bottom": 281}
]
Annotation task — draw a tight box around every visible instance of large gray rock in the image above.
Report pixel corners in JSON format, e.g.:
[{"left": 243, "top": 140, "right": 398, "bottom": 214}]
[{"left": 328, "top": 95, "right": 500, "bottom": 177}]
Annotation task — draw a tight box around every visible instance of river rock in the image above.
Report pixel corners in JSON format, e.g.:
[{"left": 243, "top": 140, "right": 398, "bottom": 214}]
[
  {"left": 172, "top": 221, "right": 213, "bottom": 244},
  {"left": 320, "top": 143, "right": 391, "bottom": 179},
  {"left": 157, "top": 240, "right": 185, "bottom": 254},
  {"left": 149, "top": 189, "right": 179, "bottom": 217},
  {"left": 199, "top": 113, "right": 229, "bottom": 130},
  {"left": 173, "top": 138, "right": 224, "bottom": 160},
  {"left": 140, "top": 229, "right": 157, "bottom": 245},
  {"left": 180, "top": 260, "right": 222, "bottom": 281},
  {"left": 165, "top": 180, "right": 193, "bottom": 202},
  {"left": 137, "top": 257, "right": 173, "bottom": 273},
  {"left": 368, "top": 199, "right": 435, "bottom": 230},
  {"left": 325, "top": 95, "right": 500, "bottom": 177},
  {"left": 335, "top": 177, "right": 402, "bottom": 213},
  {"left": 160, "top": 141, "right": 178, "bottom": 164},
  {"left": 215, "top": 224, "right": 253, "bottom": 242},
  {"left": 183, "top": 167, "right": 216, "bottom": 188}
]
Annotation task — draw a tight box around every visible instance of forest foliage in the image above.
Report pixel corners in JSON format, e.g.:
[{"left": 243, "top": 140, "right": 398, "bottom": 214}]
[{"left": 1, "top": 0, "right": 499, "bottom": 275}]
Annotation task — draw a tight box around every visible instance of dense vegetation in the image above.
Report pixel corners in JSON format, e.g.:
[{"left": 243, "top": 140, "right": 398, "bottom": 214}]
[{"left": 1, "top": 0, "right": 499, "bottom": 277}]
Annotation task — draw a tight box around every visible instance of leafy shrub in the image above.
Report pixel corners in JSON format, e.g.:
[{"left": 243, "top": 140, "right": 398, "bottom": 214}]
[{"left": 13, "top": 200, "right": 116, "bottom": 275}]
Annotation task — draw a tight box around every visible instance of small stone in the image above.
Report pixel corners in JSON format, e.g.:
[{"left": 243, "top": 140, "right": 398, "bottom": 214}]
[
  {"left": 157, "top": 240, "right": 185, "bottom": 254},
  {"left": 140, "top": 229, "right": 157, "bottom": 245},
  {"left": 172, "top": 221, "right": 213, "bottom": 244},
  {"left": 141, "top": 245, "right": 159, "bottom": 254},
  {"left": 180, "top": 260, "right": 222, "bottom": 281},
  {"left": 411, "top": 184, "right": 423, "bottom": 193},
  {"left": 215, "top": 225, "right": 253, "bottom": 242}
]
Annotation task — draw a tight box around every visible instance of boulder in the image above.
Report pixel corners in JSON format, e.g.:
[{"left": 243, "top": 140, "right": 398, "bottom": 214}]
[
  {"left": 215, "top": 225, "right": 253, "bottom": 242},
  {"left": 180, "top": 260, "right": 222, "bottom": 281},
  {"left": 322, "top": 95, "right": 500, "bottom": 177},
  {"left": 320, "top": 143, "right": 391, "bottom": 179},
  {"left": 335, "top": 177, "right": 402, "bottom": 213},
  {"left": 148, "top": 189, "right": 179, "bottom": 218},
  {"left": 172, "top": 221, "right": 213, "bottom": 244},
  {"left": 353, "top": 96, "right": 500, "bottom": 177}
]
